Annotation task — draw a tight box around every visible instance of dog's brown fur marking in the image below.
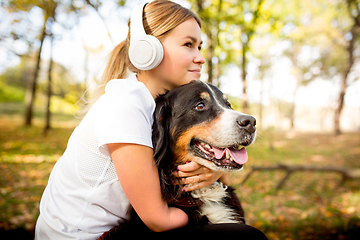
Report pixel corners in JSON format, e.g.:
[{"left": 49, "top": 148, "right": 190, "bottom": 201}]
[
  {"left": 173, "top": 116, "right": 221, "bottom": 165},
  {"left": 200, "top": 92, "right": 211, "bottom": 101}
]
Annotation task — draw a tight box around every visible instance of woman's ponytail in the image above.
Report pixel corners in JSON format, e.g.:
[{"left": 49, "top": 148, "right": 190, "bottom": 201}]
[
  {"left": 79, "top": 38, "right": 132, "bottom": 115},
  {"left": 96, "top": 38, "right": 130, "bottom": 97}
]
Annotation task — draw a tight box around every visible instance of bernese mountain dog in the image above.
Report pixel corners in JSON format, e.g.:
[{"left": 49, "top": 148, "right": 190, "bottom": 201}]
[{"left": 98, "top": 81, "right": 257, "bottom": 239}]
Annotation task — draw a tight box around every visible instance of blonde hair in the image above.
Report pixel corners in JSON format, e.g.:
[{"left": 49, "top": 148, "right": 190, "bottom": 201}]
[{"left": 90, "top": 0, "right": 201, "bottom": 105}]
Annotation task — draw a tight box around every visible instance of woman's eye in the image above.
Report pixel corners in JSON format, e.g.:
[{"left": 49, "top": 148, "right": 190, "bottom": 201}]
[
  {"left": 194, "top": 102, "right": 206, "bottom": 111},
  {"left": 185, "top": 42, "right": 192, "bottom": 48}
]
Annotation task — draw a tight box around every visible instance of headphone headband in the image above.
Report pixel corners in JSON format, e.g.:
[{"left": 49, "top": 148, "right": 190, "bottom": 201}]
[{"left": 130, "top": 3, "right": 147, "bottom": 39}]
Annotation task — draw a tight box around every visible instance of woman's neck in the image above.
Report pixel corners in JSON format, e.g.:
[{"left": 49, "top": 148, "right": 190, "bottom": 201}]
[{"left": 136, "top": 72, "right": 168, "bottom": 99}]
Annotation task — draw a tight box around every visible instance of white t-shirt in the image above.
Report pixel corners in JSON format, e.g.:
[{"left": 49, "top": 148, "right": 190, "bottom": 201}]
[{"left": 35, "top": 74, "right": 155, "bottom": 240}]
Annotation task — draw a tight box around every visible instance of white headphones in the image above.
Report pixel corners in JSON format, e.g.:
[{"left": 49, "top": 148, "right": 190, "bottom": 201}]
[{"left": 128, "top": 2, "right": 164, "bottom": 70}]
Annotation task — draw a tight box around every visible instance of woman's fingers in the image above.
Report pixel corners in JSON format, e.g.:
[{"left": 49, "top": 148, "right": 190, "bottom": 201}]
[
  {"left": 181, "top": 181, "right": 210, "bottom": 192},
  {"left": 177, "top": 161, "right": 202, "bottom": 172},
  {"left": 176, "top": 161, "right": 210, "bottom": 177},
  {"left": 173, "top": 161, "right": 225, "bottom": 192},
  {"left": 180, "top": 173, "right": 212, "bottom": 185}
]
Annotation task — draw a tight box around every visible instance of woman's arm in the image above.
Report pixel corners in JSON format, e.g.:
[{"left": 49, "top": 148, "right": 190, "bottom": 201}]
[
  {"left": 108, "top": 143, "right": 188, "bottom": 232},
  {"left": 177, "top": 161, "right": 230, "bottom": 192}
]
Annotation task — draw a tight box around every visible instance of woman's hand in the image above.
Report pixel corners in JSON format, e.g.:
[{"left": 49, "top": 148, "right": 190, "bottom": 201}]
[{"left": 176, "top": 161, "right": 230, "bottom": 192}]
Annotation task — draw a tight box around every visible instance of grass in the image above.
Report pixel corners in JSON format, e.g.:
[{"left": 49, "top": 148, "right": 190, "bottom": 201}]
[
  {"left": 0, "top": 103, "right": 79, "bottom": 232},
  {"left": 230, "top": 130, "right": 360, "bottom": 239},
  {"left": 0, "top": 103, "right": 360, "bottom": 239}
]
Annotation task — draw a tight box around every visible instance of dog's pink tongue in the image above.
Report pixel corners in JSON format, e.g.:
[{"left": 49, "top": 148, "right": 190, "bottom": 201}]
[{"left": 213, "top": 147, "right": 248, "bottom": 165}]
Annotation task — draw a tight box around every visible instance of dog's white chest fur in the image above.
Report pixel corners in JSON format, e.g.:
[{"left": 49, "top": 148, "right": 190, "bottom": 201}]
[{"left": 190, "top": 182, "right": 240, "bottom": 224}]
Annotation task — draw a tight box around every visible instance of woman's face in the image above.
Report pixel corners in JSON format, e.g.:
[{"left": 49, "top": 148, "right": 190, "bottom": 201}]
[{"left": 151, "top": 18, "right": 205, "bottom": 91}]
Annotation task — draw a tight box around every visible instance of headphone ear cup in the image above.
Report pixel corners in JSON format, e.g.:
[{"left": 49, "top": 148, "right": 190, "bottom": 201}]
[
  {"left": 146, "top": 35, "right": 164, "bottom": 70},
  {"left": 129, "top": 35, "right": 164, "bottom": 71}
]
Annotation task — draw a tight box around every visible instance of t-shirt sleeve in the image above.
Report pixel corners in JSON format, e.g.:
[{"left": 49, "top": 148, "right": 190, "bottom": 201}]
[{"left": 94, "top": 83, "right": 154, "bottom": 157}]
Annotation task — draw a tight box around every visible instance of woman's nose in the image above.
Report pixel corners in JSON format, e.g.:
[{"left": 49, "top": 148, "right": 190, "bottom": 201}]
[{"left": 194, "top": 50, "right": 205, "bottom": 65}]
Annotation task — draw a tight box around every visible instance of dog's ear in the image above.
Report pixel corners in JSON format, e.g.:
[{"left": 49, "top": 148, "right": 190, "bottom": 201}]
[
  {"left": 152, "top": 94, "right": 182, "bottom": 202},
  {"left": 152, "top": 95, "right": 174, "bottom": 199},
  {"left": 152, "top": 94, "right": 171, "bottom": 163}
]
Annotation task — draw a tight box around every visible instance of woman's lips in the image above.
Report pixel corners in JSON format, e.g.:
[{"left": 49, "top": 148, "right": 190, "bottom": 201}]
[{"left": 189, "top": 69, "right": 201, "bottom": 76}]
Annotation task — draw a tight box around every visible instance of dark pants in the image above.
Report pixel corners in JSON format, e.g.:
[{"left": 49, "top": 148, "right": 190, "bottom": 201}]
[{"left": 120, "top": 223, "right": 268, "bottom": 239}]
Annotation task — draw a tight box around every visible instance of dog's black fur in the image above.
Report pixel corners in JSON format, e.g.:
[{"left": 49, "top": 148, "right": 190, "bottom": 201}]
[
  {"left": 98, "top": 81, "right": 256, "bottom": 239},
  {"left": 151, "top": 81, "right": 247, "bottom": 224}
]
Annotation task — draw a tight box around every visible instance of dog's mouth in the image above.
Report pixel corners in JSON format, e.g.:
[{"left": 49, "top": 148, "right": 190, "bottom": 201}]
[{"left": 190, "top": 139, "right": 248, "bottom": 170}]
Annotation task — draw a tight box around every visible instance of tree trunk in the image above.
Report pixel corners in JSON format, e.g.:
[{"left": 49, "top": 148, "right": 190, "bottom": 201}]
[
  {"left": 213, "top": 57, "right": 221, "bottom": 88},
  {"left": 24, "top": 20, "right": 46, "bottom": 126},
  {"left": 206, "top": 30, "right": 213, "bottom": 84},
  {"left": 195, "top": 0, "right": 213, "bottom": 84},
  {"left": 259, "top": 77, "right": 264, "bottom": 130},
  {"left": 334, "top": 23, "right": 359, "bottom": 135},
  {"left": 44, "top": 35, "right": 54, "bottom": 134},
  {"left": 239, "top": 0, "right": 263, "bottom": 115},
  {"left": 334, "top": 76, "right": 346, "bottom": 135},
  {"left": 241, "top": 44, "right": 248, "bottom": 114},
  {"left": 290, "top": 77, "right": 300, "bottom": 129}
]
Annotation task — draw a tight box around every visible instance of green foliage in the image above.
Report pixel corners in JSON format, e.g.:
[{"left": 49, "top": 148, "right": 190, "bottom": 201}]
[
  {"left": 227, "top": 95, "right": 242, "bottom": 111},
  {"left": 0, "top": 52, "right": 83, "bottom": 114},
  {"left": 0, "top": 82, "right": 25, "bottom": 103},
  {"left": 0, "top": 56, "right": 33, "bottom": 89}
]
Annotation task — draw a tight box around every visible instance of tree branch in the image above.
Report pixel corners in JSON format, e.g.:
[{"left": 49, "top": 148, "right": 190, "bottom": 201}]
[
  {"left": 241, "top": 164, "right": 360, "bottom": 189},
  {"left": 85, "top": 0, "right": 114, "bottom": 44}
]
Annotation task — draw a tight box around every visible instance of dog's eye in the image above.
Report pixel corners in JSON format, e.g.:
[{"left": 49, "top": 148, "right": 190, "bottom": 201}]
[
  {"left": 226, "top": 101, "right": 232, "bottom": 108},
  {"left": 194, "top": 102, "right": 206, "bottom": 111}
]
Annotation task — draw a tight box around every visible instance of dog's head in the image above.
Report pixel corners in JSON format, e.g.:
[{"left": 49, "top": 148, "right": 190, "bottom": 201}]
[{"left": 152, "top": 81, "right": 256, "bottom": 199}]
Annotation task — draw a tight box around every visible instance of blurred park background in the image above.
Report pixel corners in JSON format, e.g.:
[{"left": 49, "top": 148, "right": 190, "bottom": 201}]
[{"left": 1, "top": 0, "right": 360, "bottom": 239}]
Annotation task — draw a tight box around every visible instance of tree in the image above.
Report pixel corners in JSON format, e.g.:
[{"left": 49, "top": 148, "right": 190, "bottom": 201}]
[
  {"left": 333, "top": 0, "right": 360, "bottom": 135},
  {"left": 189, "top": 0, "right": 228, "bottom": 86},
  {"left": 237, "top": 0, "right": 265, "bottom": 114},
  {"left": 3, "top": 0, "right": 57, "bottom": 125},
  {"left": 2, "top": 0, "right": 128, "bottom": 126},
  {"left": 44, "top": 32, "right": 54, "bottom": 134},
  {"left": 190, "top": 0, "right": 275, "bottom": 114},
  {"left": 284, "top": 43, "right": 323, "bottom": 129},
  {"left": 292, "top": 0, "right": 360, "bottom": 134},
  {"left": 25, "top": 2, "right": 54, "bottom": 126},
  {"left": 265, "top": 0, "right": 360, "bottom": 133}
]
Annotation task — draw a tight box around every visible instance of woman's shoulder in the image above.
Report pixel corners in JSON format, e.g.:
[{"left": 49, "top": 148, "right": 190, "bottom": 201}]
[
  {"left": 99, "top": 74, "right": 155, "bottom": 112},
  {"left": 105, "top": 74, "right": 147, "bottom": 94}
]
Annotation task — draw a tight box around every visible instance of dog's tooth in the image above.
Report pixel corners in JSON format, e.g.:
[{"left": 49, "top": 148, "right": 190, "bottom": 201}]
[
  {"left": 230, "top": 157, "right": 234, "bottom": 162},
  {"left": 205, "top": 144, "right": 211, "bottom": 149},
  {"left": 225, "top": 149, "right": 230, "bottom": 159},
  {"left": 238, "top": 146, "right": 244, "bottom": 150}
]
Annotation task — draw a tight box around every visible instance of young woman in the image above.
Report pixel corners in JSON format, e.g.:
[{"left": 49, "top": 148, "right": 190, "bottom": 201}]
[{"left": 35, "top": 1, "right": 267, "bottom": 239}]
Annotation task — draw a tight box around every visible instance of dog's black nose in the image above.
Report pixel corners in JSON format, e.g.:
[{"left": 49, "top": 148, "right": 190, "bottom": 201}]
[{"left": 237, "top": 115, "right": 256, "bottom": 133}]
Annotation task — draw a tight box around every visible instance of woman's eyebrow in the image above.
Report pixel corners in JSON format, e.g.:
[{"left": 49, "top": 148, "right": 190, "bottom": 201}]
[{"left": 185, "top": 36, "right": 203, "bottom": 45}]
